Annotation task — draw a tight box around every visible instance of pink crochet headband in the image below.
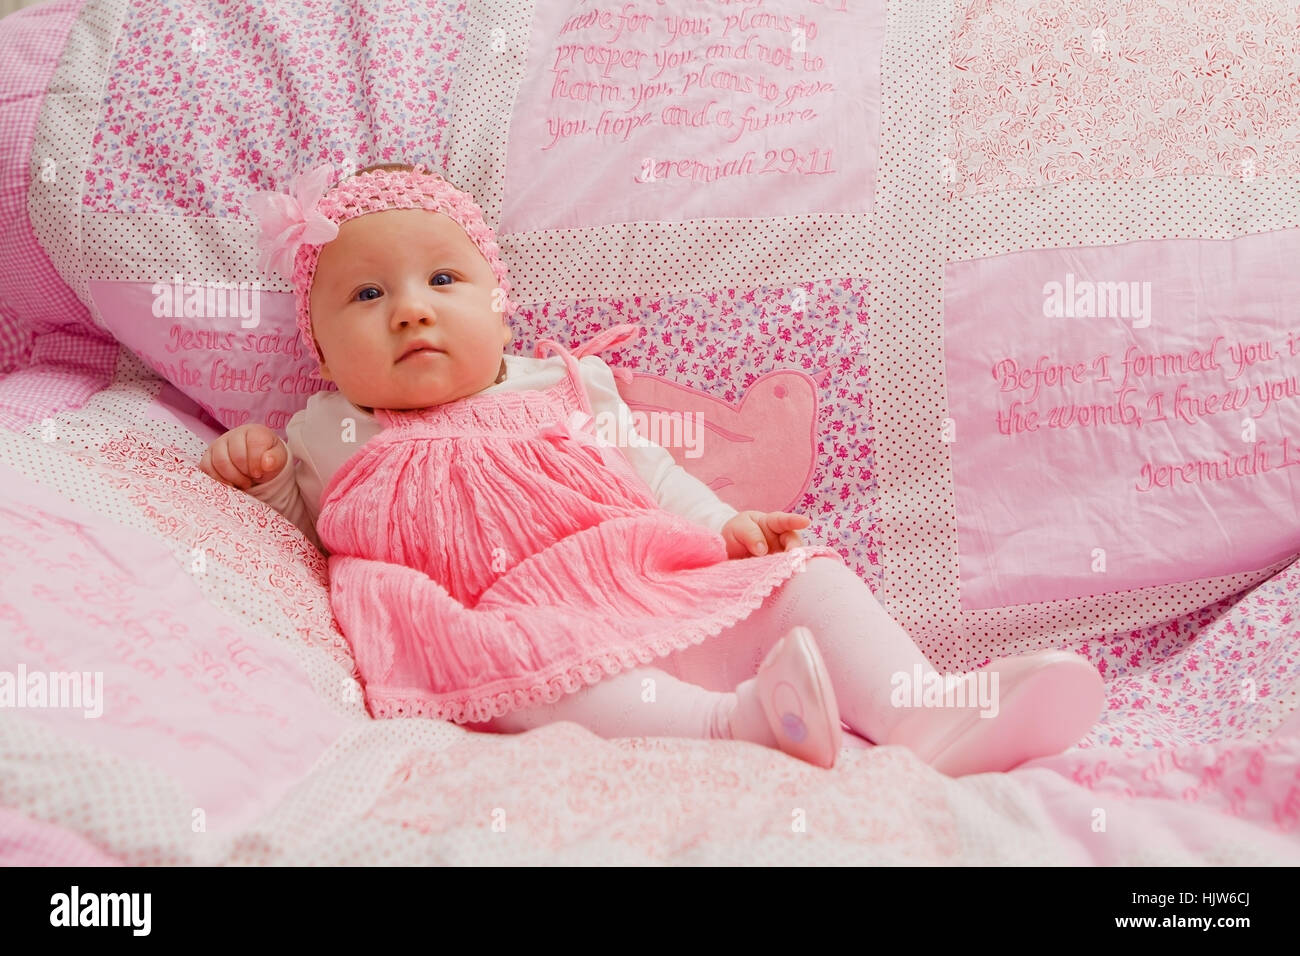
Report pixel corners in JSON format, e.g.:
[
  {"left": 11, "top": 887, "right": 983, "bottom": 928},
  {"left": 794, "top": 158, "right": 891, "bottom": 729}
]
[{"left": 245, "top": 161, "right": 519, "bottom": 366}]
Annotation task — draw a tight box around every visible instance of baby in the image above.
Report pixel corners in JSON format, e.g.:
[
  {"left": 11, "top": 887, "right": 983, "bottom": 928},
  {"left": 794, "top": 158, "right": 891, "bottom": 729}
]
[{"left": 200, "top": 161, "right": 1106, "bottom": 774}]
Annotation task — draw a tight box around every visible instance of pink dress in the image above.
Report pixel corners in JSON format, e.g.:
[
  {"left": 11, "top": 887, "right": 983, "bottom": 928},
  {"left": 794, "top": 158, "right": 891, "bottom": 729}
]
[{"left": 315, "top": 323, "right": 847, "bottom": 723}]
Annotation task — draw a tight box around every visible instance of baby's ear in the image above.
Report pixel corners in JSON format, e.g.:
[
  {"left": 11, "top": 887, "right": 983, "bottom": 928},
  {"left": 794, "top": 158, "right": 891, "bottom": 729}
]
[{"left": 313, "top": 339, "right": 334, "bottom": 380}]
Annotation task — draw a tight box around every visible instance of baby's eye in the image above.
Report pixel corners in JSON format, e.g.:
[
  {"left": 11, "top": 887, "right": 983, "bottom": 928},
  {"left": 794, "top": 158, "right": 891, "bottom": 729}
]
[
  {"left": 431, "top": 272, "right": 454, "bottom": 286},
  {"left": 356, "top": 287, "right": 381, "bottom": 302}
]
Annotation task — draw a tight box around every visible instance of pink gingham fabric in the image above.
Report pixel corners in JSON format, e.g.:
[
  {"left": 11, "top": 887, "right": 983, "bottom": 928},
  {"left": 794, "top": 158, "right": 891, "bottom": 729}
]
[{"left": 0, "top": 0, "right": 117, "bottom": 431}]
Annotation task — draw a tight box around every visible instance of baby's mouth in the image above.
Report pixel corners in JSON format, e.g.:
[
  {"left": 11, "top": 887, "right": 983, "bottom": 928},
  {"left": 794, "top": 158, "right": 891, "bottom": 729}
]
[{"left": 398, "top": 345, "right": 445, "bottom": 362}]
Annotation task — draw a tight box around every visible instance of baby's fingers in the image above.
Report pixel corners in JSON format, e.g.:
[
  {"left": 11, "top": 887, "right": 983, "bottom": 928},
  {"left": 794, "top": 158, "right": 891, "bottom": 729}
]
[
  {"left": 739, "top": 515, "right": 772, "bottom": 555},
  {"left": 766, "top": 512, "right": 811, "bottom": 532},
  {"left": 242, "top": 430, "right": 282, "bottom": 481},
  {"left": 779, "top": 531, "right": 804, "bottom": 550},
  {"left": 205, "top": 441, "right": 252, "bottom": 490},
  {"left": 725, "top": 513, "right": 764, "bottom": 555}
]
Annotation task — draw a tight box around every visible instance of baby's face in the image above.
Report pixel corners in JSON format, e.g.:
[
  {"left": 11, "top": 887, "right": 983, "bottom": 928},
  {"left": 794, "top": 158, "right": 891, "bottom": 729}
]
[{"left": 308, "top": 208, "right": 512, "bottom": 411}]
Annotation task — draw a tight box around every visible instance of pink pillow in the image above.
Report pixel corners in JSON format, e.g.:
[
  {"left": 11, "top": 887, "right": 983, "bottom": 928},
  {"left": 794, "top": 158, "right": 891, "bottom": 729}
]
[{"left": 19, "top": 0, "right": 886, "bottom": 597}]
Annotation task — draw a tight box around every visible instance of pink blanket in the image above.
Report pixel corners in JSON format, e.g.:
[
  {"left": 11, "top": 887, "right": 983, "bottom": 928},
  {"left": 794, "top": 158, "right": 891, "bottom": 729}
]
[{"left": 0, "top": 367, "right": 1296, "bottom": 864}]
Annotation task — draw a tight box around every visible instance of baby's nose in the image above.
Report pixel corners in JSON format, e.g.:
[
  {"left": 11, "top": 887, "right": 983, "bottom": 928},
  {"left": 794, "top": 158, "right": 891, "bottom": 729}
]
[{"left": 395, "top": 302, "right": 435, "bottom": 325}]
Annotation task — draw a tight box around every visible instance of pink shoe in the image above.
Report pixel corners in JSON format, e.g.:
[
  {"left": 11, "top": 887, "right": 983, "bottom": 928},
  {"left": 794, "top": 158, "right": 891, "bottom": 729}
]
[
  {"left": 887, "top": 650, "right": 1105, "bottom": 777},
  {"left": 755, "top": 626, "right": 843, "bottom": 769}
]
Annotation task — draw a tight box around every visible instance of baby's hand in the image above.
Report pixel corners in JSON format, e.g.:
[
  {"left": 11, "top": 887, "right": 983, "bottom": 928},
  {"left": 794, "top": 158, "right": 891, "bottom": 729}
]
[
  {"left": 722, "top": 510, "right": 810, "bottom": 560},
  {"left": 199, "top": 424, "right": 288, "bottom": 491}
]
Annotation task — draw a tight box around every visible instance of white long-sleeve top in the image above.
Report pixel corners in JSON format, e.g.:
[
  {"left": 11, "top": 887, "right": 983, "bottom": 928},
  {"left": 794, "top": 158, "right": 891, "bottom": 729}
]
[{"left": 247, "top": 352, "right": 739, "bottom": 554}]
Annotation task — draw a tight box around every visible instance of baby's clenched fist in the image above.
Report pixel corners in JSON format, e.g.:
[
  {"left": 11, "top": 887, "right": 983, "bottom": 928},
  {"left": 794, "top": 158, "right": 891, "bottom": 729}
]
[{"left": 199, "top": 423, "right": 288, "bottom": 491}]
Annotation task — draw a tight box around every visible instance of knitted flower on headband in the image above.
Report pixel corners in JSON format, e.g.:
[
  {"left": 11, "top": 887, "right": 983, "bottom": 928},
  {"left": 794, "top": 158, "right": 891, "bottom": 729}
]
[
  {"left": 246, "top": 164, "right": 340, "bottom": 281},
  {"left": 244, "top": 160, "right": 518, "bottom": 366}
]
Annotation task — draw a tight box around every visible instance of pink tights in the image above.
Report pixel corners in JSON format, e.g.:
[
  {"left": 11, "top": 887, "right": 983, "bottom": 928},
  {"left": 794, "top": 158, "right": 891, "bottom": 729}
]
[{"left": 470, "top": 556, "right": 941, "bottom": 746}]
